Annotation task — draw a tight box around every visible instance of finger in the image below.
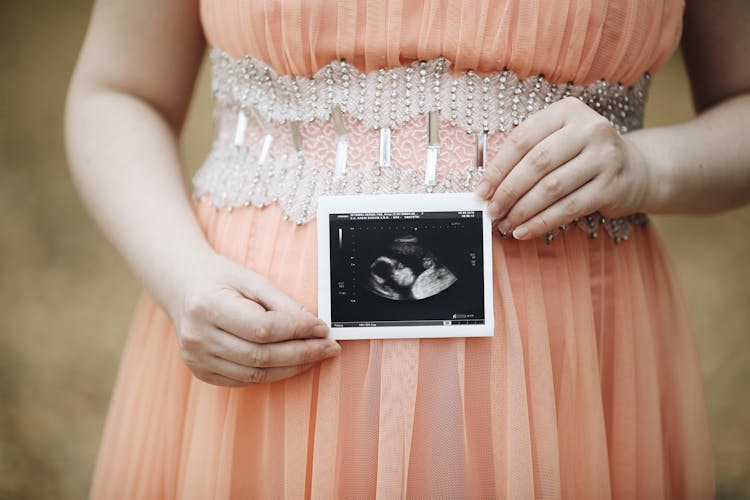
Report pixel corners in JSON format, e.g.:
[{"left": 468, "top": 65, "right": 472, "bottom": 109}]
[
  {"left": 509, "top": 180, "right": 605, "bottom": 240},
  {"left": 224, "top": 309, "right": 328, "bottom": 344},
  {"left": 494, "top": 153, "right": 598, "bottom": 234},
  {"left": 212, "top": 328, "right": 341, "bottom": 368},
  {"left": 210, "top": 293, "right": 326, "bottom": 343},
  {"left": 234, "top": 269, "right": 308, "bottom": 315},
  {"left": 475, "top": 99, "right": 571, "bottom": 199},
  {"left": 207, "top": 356, "right": 317, "bottom": 385},
  {"left": 258, "top": 310, "right": 329, "bottom": 342},
  {"left": 487, "top": 126, "right": 586, "bottom": 219}
]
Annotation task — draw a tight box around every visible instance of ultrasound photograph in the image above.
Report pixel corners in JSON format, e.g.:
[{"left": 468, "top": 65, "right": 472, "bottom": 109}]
[
  {"left": 328, "top": 210, "right": 486, "bottom": 328},
  {"left": 367, "top": 235, "right": 458, "bottom": 301}
]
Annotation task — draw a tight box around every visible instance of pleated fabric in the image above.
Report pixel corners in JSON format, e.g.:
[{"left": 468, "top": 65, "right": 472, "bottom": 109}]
[
  {"left": 199, "top": 0, "right": 684, "bottom": 85},
  {"left": 90, "top": 201, "right": 713, "bottom": 499}
]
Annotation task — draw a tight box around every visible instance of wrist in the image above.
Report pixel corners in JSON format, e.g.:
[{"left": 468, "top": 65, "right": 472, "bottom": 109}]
[
  {"left": 140, "top": 242, "right": 218, "bottom": 318},
  {"left": 623, "top": 131, "right": 674, "bottom": 214}
]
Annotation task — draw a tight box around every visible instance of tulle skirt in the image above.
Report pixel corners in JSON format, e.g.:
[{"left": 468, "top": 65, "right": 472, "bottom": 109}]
[{"left": 90, "top": 200, "right": 714, "bottom": 499}]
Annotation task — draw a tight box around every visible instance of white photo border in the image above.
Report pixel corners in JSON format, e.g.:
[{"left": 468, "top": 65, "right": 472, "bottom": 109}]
[{"left": 317, "top": 192, "right": 495, "bottom": 340}]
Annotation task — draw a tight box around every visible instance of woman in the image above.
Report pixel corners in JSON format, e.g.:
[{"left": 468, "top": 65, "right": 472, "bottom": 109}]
[{"left": 65, "top": 0, "right": 749, "bottom": 498}]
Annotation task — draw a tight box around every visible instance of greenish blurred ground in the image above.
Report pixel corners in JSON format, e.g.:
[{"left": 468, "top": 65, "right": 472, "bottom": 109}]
[{"left": 1, "top": 1, "right": 748, "bottom": 498}]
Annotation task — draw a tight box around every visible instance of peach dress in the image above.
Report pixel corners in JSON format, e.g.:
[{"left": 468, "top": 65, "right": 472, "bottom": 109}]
[{"left": 90, "top": 1, "right": 714, "bottom": 498}]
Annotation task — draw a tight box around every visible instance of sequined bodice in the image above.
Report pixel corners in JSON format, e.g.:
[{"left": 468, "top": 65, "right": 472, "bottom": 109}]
[
  {"left": 192, "top": 0, "right": 684, "bottom": 242},
  {"left": 192, "top": 48, "right": 650, "bottom": 242}
]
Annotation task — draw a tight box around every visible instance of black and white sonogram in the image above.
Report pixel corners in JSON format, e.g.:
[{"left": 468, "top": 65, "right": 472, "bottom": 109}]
[
  {"left": 367, "top": 235, "right": 458, "bottom": 301},
  {"left": 328, "top": 210, "right": 486, "bottom": 328}
]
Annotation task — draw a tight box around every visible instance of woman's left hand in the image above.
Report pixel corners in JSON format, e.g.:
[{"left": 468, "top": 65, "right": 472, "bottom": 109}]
[{"left": 474, "top": 96, "right": 654, "bottom": 240}]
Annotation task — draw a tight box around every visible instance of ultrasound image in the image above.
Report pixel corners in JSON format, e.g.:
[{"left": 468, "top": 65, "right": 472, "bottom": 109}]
[
  {"left": 367, "top": 235, "right": 458, "bottom": 301},
  {"left": 329, "top": 211, "right": 485, "bottom": 328}
]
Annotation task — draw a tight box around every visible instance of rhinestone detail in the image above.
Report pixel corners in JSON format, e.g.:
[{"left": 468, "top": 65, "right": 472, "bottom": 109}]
[
  {"left": 208, "top": 47, "right": 648, "bottom": 135},
  {"left": 194, "top": 47, "right": 652, "bottom": 243}
]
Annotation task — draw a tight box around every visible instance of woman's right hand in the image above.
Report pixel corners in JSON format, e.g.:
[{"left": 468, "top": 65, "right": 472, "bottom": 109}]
[{"left": 165, "top": 251, "right": 341, "bottom": 387}]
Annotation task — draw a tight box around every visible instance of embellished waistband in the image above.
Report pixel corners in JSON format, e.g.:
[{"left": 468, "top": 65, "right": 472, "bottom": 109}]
[
  {"left": 192, "top": 47, "right": 651, "bottom": 243},
  {"left": 207, "top": 47, "right": 649, "bottom": 135}
]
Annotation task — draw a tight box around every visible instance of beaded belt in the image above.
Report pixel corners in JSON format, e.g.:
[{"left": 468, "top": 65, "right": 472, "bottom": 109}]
[{"left": 193, "top": 47, "right": 651, "bottom": 242}]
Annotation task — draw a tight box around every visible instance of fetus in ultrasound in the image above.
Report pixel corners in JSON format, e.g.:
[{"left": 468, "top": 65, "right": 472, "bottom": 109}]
[{"left": 367, "top": 235, "right": 458, "bottom": 301}]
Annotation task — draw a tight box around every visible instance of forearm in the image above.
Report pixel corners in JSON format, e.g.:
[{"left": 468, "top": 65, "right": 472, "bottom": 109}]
[
  {"left": 65, "top": 85, "right": 214, "bottom": 311},
  {"left": 628, "top": 93, "right": 750, "bottom": 214}
]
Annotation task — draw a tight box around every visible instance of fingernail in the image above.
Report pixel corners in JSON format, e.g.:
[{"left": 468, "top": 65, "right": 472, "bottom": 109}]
[
  {"left": 475, "top": 180, "right": 492, "bottom": 199},
  {"left": 496, "top": 219, "right": 512, "bottom": 234},
  {"left": 324, "top": 341, "right": 341, "bottom": 356},
  {"left": 488, "top": 201, "right": 503, "bottom": 219},
  {"left": 311, "top": 322, "right": 329, "bottom": 338},
  {"left": 513, "top": 226, "right": 529, "bottom": 239}
]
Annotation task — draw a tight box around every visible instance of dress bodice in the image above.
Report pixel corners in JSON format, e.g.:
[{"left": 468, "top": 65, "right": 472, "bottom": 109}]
[
  {"left": 193, "top": 0, "right": 674, "bottom": 242},
  {"left": 200, "top": 0, "right": 684, "bottom": 85}
]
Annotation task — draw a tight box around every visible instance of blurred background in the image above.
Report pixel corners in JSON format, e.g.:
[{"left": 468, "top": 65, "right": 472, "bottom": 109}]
[{"left": 1, "top": 1, "right": 749, "bottom": 498}]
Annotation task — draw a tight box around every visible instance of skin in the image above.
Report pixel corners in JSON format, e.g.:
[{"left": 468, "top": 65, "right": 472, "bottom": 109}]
[
  {"left": 66, "top": 0, "right": 748, "bottom": 386},
  {"left": 475, "top": 1, "right": 750, "bottom": 240},
  {"left": 65, "top": 0, "right": 340, "bottom": 387}
]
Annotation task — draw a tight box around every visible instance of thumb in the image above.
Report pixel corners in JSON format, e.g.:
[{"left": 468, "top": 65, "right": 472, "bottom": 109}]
[{"left": 234, "top": 267, "right": 310, "bottom": 317}]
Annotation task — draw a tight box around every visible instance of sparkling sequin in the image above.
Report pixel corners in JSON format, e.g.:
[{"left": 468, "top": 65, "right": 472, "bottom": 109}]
[{"left": 193, "top": 47, "right": 652, "bottom": 243}]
